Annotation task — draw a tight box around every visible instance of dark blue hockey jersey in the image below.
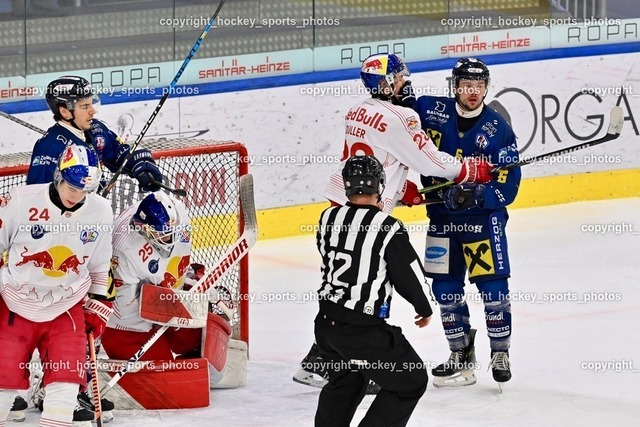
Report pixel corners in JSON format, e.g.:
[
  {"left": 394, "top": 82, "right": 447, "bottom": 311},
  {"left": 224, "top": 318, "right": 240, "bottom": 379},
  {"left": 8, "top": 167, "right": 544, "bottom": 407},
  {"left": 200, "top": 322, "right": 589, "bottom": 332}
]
[
  {"left": 26, "top": 119, "right": 131, "bottom": 185},
  {"left": 414, "top": 96, "right": 521, "bottom": 217}
]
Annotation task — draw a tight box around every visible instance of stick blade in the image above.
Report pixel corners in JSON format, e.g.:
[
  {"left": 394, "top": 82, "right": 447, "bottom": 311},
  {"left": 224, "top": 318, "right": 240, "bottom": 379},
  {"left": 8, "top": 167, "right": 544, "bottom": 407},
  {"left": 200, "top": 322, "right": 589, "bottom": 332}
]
[
  {"left": 239, "top": 174, "right": 257, "bottom": 236},
  {"left": 607, "top": 106, "right": 624, "bottom": 136}
]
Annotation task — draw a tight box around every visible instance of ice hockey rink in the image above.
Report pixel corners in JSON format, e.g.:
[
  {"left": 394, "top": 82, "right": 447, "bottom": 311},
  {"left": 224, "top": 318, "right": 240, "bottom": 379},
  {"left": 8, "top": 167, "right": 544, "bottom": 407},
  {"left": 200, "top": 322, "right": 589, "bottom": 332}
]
[{"left": 16, "top": 197, "right": 637, "bottom": 427}]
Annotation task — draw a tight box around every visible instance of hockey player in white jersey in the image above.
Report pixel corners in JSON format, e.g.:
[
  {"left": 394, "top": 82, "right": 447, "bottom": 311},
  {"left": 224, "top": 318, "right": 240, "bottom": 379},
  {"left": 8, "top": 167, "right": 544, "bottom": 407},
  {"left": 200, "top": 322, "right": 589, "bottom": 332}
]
[
  {"left": 324, "top": 53, "right": 494, "bottom": 213},
  {"left": 0, "top": 145, "right": 114, "bottom": 427},
  {"left": 295, "top": 53, "right": 495, "bottom": 389},
  {"left": 100, "top": 192, "right": 231, "bottom": 396},
  {"left": 101, "top": 191, "right": 199, "bottom": 359}
]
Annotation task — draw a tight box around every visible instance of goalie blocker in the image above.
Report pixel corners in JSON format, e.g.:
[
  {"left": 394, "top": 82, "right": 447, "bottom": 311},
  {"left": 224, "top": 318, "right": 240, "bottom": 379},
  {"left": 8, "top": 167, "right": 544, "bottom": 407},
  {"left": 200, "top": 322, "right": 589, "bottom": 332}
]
[{"left": 99, "top": 312, "right": 242, "bottom": 409}]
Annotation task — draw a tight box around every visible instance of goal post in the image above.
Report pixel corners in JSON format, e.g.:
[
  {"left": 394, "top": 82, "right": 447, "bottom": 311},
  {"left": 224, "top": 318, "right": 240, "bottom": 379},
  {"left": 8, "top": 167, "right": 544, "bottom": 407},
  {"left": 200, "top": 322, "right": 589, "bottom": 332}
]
[{"left": 0, "top": 139, "right": 250, "bottom": 344}]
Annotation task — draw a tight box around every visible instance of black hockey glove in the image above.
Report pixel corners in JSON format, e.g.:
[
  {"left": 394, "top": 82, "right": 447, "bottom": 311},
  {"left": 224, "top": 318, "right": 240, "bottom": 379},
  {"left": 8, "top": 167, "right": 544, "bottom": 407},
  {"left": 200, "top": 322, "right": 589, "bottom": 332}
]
[
  {"left": 126, "top": 149, "right": 163, "bottom": 192},
  {"left": 444, "top": 184, "right": 485, "bottom": 212},
  {"left": 393, "top": 80, "right": 416, "bottom": 108}
]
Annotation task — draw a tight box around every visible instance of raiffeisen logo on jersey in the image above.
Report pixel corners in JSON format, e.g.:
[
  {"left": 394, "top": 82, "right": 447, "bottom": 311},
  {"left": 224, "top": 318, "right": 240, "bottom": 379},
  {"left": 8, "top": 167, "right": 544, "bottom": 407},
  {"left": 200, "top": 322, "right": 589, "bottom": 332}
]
[{"left": 346, "top": 107, "right": 387, "bottom": 132}]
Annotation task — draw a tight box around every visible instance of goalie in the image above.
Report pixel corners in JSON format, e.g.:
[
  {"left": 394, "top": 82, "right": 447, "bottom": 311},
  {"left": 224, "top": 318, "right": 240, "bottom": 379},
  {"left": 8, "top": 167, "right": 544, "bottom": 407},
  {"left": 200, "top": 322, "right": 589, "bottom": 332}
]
[{"left": 100, "top": 191, "right": 233, "bottom": 405}]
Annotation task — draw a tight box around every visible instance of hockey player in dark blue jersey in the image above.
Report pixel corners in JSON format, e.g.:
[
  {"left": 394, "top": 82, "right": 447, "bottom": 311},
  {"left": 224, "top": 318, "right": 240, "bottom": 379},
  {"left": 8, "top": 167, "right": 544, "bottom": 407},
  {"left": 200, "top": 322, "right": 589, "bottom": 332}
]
[
  {"left": 409, "top": 58, "right": 521, "bottom": 389},
  {"left": 27, "top": 76, "right": 162, "bottom": 192}
]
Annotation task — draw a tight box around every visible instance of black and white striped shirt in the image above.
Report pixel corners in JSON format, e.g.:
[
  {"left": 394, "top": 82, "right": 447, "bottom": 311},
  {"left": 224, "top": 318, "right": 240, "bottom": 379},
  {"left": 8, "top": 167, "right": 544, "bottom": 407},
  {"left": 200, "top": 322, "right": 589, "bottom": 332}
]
[{"left": 316, "top": 202, "right": 432, "bottom": 323}]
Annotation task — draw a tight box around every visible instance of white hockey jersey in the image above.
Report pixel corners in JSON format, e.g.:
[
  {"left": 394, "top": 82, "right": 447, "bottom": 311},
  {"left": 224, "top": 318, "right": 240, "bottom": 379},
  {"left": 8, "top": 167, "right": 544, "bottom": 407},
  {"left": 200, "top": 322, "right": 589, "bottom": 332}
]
[
  {"left": 324, "top": 98, "right": 463, "bottom": 213},
  {"left": 0, "top": 184, "right": 113, "bottom": 322},
  {"left": 107, "top": 201, "right": 192, "bottom": 332}
]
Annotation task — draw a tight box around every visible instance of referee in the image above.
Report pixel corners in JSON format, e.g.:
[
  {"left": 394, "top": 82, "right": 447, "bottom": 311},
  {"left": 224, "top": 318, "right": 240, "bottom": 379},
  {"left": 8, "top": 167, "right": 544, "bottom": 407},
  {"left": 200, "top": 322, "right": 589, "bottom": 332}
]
[{"left": 314, "top": 155, "right": 433, "bottom": 427}]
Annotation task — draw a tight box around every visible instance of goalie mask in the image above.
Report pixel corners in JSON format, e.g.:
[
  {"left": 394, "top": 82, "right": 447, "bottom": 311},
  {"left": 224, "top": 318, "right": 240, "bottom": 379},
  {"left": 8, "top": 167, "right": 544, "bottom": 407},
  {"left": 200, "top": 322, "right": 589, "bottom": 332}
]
[
  {"left": 132, "top": 191, "right": 182, "bottom": 257},
  {"left": 46, "top": 76, "right": 100, "bottom": 121},
  {"left": 53, "top": 145, "right": 102, "bottom": 193},
  {"left": 342, "top": 155, "right": 386, "bottom": 198},
  {"left": 360, "top": 53, "right": 410, "bottom": 99}
]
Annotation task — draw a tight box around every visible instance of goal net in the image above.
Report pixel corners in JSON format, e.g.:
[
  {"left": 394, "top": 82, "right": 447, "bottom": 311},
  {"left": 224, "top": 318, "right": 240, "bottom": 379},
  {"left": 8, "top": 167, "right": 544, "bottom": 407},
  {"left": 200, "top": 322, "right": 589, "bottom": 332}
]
[{"left": 0, "top": 139, "right": 250, "bottom": 344}]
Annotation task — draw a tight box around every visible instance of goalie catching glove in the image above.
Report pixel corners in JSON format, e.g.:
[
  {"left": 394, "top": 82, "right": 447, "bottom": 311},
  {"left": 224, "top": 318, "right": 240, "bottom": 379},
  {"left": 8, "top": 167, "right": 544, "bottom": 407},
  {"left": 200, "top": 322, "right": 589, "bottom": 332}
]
[
  {"left": 453, "top": 157, "right": 493, "bottom": 185},
  {"left": 84, "top": 297, "right": 114, "bottom": 337}
]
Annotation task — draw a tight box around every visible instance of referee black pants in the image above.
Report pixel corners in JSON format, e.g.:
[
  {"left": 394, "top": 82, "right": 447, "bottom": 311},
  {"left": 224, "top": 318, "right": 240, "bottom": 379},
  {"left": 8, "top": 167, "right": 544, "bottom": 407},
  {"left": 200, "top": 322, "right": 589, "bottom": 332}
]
[{"left": 314, "top": 312, "right": 428, "bottom": 427}]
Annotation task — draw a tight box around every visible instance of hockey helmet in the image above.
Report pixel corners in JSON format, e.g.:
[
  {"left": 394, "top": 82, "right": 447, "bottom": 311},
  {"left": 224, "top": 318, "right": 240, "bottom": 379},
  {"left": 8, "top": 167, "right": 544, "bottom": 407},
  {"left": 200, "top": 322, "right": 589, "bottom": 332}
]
[
  {"left": 360, "top": 53, "right": 410, "bottom": 98},
  {"left": 46, "top": 76, "right": 99, "bottom": 119},
  {"left": 132, "top": 191, "right": 182, "bottom": 257},
  {"left": 342, "top": 155, "right": 386, "bottom": 197},
  {"left": 53, "top": 145, "right": 102, "bottom": 193},
  {"left": 451, "top": 57, "right": 490, "bottom": 88}
]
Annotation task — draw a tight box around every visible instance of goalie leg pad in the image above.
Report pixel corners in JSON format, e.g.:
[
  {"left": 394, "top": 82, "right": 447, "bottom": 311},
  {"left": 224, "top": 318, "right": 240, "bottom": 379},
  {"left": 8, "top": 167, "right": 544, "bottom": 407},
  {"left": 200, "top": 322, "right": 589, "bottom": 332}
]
[
  {"left": 203, "top": 313, "right": 232, "bottom": 372},
  {"left": 139, "top": 283, "right": 209, "bottom": 328},
  {"left": 99, "top": 358, "right": 209, "bottom": 409},
  {"left": 202, "top": 313, "right": 232, "bottom": 383},
  {"left": 211, "top": 339, "right": 248, "bottom": 389}
]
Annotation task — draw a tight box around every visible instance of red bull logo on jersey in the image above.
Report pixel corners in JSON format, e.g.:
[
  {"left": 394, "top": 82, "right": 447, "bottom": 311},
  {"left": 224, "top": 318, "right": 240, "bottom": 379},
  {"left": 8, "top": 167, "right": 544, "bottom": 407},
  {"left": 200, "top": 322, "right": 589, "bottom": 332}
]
[
  {"left": 0, "top": 193, "right": 10, "bottom": 207},
  {"left": 405, "top": 116, "right": 419, "bottom": 131},
  {"left": 16, "top": 245, "right": 88, "bottom": 277},
  {"left": 160, "top": 255, "right": 191, "bottom": 289},
  {"left": 16, "top": 247, "right": 54, "bottom": 270},
  {"left": 57, "top": 254, "right": 88, "bottom": 274},
  {"left": 345, "top": 107, "right": 387, "bottom": 132},
  {"left": 110, "top": 255, "right": 119, "bottom": 270}
]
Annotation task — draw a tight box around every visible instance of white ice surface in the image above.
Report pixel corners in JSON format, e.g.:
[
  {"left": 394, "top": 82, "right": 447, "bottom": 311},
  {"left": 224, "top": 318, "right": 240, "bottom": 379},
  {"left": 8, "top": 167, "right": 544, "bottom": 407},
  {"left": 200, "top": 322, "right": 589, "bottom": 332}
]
[{"left": 18, "top": 198, "right": 640, "bottom": 426}]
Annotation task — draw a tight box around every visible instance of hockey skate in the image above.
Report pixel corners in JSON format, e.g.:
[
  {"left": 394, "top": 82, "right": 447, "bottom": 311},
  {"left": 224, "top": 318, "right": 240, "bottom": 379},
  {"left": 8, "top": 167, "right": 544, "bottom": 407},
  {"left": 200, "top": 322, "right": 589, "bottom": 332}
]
[
  {"left": 293, "top": 344, "right": 381, "bottom": 394},
  {"left": 77, "top": 390, "right": 115, "bottom": 423},
  {"left": 32, "top": 390, "right": 96, "bottom": 426},
  {"left": 7, "top": 396, "right": 27, "bottom": 422},
  {"left": 432, "top": 329, "right": 477, "bottom": 388},
  {"left": 292, "top": 344, "right": 329, "bottom": 389},
  {"left": 490, "top": 351, "right": 511, "bottom": 393},
  {"left": 29, "top": 368, "right": 114, "bottom": 424}
]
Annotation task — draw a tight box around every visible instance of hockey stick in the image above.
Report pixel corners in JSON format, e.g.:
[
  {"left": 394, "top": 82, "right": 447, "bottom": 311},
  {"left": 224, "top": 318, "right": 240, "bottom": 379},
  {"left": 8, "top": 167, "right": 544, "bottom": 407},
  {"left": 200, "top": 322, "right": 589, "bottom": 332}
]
[
  {"left": 100, "top": 0, "right": 226, "bottom": 197},
  {"left": 101, "top": 173, "right": 257, "bottom": 395},
  {"left": 418, "top": 106, "right": 625, "bottom": 194},
  {"left": 1, "top": 109, "right": 191, "bottom": 200},
  {"left": 0, "top": 110, "right": 46, "bottom": 135},
  {"left": 150, "top": 178, "right": 187, "bottom": 197},
  {"left": 87, "top": 332, "right": 103, "bottom": 427}
]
